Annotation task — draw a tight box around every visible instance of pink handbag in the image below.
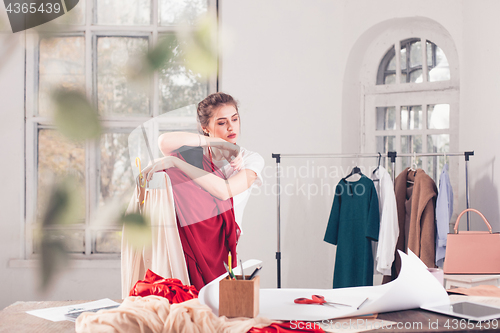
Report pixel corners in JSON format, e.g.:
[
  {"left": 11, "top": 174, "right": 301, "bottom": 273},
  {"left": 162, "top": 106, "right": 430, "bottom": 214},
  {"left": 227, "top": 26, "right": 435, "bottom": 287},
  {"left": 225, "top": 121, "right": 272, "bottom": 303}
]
[{"left": 444, "top": 208, "right": 500, "bottom": 274}]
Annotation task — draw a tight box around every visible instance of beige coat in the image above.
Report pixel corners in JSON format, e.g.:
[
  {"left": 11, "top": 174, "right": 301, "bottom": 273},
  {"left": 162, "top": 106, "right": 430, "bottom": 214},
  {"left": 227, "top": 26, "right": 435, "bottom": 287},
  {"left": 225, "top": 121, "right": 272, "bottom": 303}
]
[{"left": 121, "top": 173, "right": 190, "bottom": 298}]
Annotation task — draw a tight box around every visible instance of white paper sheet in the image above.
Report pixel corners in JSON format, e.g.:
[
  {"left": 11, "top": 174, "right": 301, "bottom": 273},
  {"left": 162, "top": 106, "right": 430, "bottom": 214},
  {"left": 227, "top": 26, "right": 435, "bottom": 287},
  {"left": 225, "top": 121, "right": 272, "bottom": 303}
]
[
  {"left": 26, "top": 298, "right": 121, "bottom": 322},
  {"left": 199, "top": 251, "right": 449, "bottom": 321}
]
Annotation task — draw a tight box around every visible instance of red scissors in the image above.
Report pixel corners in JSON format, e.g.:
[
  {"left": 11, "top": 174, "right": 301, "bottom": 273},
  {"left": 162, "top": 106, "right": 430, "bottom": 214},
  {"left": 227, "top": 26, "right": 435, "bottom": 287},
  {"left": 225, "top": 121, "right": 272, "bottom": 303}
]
[{"left": 294, "top": 295, "right": 351, "bottom": 307}]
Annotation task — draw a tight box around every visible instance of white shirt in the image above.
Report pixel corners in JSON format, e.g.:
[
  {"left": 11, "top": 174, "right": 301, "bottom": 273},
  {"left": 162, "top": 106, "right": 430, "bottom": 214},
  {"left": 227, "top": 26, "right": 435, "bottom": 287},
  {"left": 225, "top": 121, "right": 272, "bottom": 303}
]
[
  {"left": 208, "top": 147, "right": 264, "bottom": 233},
  {"left": 371, "top": 166, "right": 399, "bottom": 275}
]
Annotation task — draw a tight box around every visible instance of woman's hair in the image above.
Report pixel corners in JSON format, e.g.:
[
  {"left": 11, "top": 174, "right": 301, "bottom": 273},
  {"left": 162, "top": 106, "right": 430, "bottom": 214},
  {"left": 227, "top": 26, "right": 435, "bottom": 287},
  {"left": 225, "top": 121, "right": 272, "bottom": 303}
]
[{"left": 197, "top": 92, "right": 239, "bottom": 136}]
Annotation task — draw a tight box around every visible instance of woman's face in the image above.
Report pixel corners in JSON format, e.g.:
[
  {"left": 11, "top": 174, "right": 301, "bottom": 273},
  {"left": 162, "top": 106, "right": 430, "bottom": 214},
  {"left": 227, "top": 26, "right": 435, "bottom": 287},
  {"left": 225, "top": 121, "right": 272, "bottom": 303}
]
[{"left": 205, "top": 104, "right": 240, "bottom": 144}]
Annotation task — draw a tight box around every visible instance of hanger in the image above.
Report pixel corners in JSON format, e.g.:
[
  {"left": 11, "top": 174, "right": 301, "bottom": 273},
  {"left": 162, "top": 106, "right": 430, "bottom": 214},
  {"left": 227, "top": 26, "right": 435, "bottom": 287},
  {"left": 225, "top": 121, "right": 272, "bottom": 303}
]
[
  {"left": 135, "top": 157, "right": 146, "bottom": 188},
  {"left": 372, "top": 153, "right": 381, "bottom": 182},
  {"left": 344, "top": 157, "right": 363, "bottom": 180},
  {"left": 407, "top": 152, "right": 417, "bottom": 184},
  {"left": 344, "top": 166, "right": 362, "bottom": 180}
]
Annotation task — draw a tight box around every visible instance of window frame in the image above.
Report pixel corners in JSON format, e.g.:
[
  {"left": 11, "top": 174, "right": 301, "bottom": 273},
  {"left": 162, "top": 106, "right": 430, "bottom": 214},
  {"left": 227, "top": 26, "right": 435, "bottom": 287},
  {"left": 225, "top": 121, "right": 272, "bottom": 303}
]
[
  {"left": 24, "top": 0, "right": 217, "bottom": 260},
  {"left": 377, "top": 38, "right": 448, "bottom": 85},
  {"left": 363, "top": 35, "right": 459, "bottom": 189},
  {"left": 364, "top": 90, "right": 459, "bottom": 176}
]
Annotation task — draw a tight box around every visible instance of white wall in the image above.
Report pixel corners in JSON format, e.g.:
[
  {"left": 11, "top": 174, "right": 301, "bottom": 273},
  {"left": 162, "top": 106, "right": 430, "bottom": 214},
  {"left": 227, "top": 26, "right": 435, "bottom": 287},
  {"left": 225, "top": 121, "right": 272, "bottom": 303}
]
[
  {"left": 460, "top": 0, "right": 500, "bottom": 229},
  {"left": 2, "top": 0, "right": 500, "bottom": 309}
]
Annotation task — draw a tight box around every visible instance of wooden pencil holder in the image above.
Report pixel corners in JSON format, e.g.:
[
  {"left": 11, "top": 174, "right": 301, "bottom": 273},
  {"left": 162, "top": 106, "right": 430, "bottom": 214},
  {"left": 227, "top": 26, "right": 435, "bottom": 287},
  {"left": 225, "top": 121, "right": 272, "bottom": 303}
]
[{"left": 219, "top": 275, "right": 260, "bottom": 318}]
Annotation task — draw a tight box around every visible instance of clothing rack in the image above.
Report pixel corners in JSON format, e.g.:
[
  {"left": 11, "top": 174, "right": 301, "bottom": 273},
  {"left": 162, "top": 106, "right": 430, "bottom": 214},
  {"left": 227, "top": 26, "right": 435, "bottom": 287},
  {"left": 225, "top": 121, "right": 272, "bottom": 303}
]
[{"left": 271, "top": 151, "right": 474, "bottom": 288}]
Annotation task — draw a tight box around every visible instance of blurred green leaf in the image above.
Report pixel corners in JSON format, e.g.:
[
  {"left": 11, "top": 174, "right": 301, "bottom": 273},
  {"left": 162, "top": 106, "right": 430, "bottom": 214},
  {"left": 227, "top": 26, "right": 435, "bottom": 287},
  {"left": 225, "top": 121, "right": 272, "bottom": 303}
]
[
  {"left": 52, "top": 89, "right": 101, "bottom": 141},
  {"left": 37, "top": 176, "right": 81, "bottom": 291},
  {"left": 146, "top": 35, "right": 176, "bottom": 71},
  {"left": 128, "top": 15, "right": 217, "bottom": 84},
  {"left": 121, "top": 212, "right": 152, "bottom": 249},
  {"left": 181, "top": 15, "right": 218, "bottom": 79},
  {"left": 39, "top": 238, "right": 68, "bottom": 291},
  {"left": 92, "top": 188, "right": 134, "bottom": 227},
  {"left": 127, "top": 35, "right": 177, "bottom": 84},
  {"left": 41, "top": 176, "right": 83, "bottom": 227}
]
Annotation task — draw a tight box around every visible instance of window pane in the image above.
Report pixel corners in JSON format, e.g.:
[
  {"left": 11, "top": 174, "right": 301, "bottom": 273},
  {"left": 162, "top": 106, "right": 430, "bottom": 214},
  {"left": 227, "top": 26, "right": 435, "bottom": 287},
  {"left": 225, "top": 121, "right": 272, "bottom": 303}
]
[
  {"left": 410, "top": 69, "right": 423, "bottom": 83},
  {"left": 427, "top": 134, "right": 450, "bottom": 181},
  {"left": 429, "top": 43, "right": 450, "bottom": 82},
  {"left": 158, "top": 35, "right": 208, "bottom": 114},
  {"left": 159, "top": 0, "right": 208, "bottom": 26},
  {"left": 38, "top": 37, "right": 85, "bottom": 117},
  {"left": 128, "top": 126, "right": 158, "bottom": 172},
  {"left": 157, "top": 106, "right": 199, "bottom": 133},
  {"left": 376, "top": 136, "right": 395, "bottom": 152},
  {"left": 99, "top": 132, "right": 135, "bottom": 207},
  {"left": 400, "top": 46, "right": 407, "bottom": 70},
  {"left": 401, "top": 73, "right": 407, "bottom": 83},
  {"left": 54, "top": 0, "right": 86, "bottom": 25},
  {"left": 376, "top": 107, "right": 396, "bottom": 131},
  {"left": 409, "top": 41, "right": 422, "bottom": 68},
  {"left": 426, "top": 41, "right": 433, "bottom": 67},
  {"left": 97, "top": 0, "right": 150, "bottom": 25},
  {"left": 34, "top": 229, "right": 85, "bottom": 253},
  {"left": 387, "top": 54, "right": 396, "bottom": 71},
  {"left": 401, "top": 105, "right": 422, "bottom": 130},
  {"left": 376, "top": 136, "right": 395, "bottom": 176},
  {"left": 428, "top": 104, "right": 450, "bottom": 129},
  {"left": 384, "top": 74, "right": 395, "bottom": 85},
  {"left": 401, "top": 135, "right": 422, "bottom": 169},
  {"left": 97, "top": 37, "right": 149, "bottom": 116},
  {"left": 94, "top": 230, "right": 122, "bottom": 253},
  {"left": 37, "top": 129, "right": 86, "bottom": 221}
]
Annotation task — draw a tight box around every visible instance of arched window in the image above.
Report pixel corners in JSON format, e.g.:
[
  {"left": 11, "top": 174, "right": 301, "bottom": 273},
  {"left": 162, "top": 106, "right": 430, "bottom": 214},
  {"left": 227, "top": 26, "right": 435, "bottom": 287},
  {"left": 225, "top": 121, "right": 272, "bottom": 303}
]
[
  {"left": 364, "top": 37, "right": 458, "bottom": 182},
  {"left": 377, "top": 38, "right": 450, "bottom": 85}
]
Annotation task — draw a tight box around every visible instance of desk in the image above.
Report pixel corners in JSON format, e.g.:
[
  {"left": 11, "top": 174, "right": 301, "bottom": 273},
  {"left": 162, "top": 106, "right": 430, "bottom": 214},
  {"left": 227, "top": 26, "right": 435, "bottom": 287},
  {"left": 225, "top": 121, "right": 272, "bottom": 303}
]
[
  {"left": 0, "top": 300, "right": 86, "bottom": 333},
  {"left": 0, "top": 298, "right": 498, "bottom": 333},
  {"left": 444, "top": 275, "right": 500, "bottom": 289}
]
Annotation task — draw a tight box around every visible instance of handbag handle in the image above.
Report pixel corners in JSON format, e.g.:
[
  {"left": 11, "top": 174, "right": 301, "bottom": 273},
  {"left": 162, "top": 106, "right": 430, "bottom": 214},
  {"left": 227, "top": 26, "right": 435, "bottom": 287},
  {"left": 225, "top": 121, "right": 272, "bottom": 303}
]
[{"left": 454, "top": 208, "right": 493, "bottom": 234}]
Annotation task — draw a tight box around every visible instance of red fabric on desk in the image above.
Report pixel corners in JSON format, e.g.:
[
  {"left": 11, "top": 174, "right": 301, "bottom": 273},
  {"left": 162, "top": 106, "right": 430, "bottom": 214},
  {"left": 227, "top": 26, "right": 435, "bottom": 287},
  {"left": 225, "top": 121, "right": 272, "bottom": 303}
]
[
  {"left": 129, "top": 271, "right": 324, "bottom": 333},
  {"left": 129, "top": 269, "right": 198, "bottom": 303},
  {"left": 165, "top": 152, "right": 239, "bottom": 291},
  {"left": 248, "top": 322, "right": 324, "bottom": 332}
]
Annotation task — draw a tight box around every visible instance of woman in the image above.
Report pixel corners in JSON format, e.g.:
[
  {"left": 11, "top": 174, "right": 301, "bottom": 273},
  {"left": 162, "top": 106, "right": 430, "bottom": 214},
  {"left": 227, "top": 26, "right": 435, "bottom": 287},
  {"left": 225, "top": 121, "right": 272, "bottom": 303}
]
[{"left": 142, "top": 92, "right": 264, "bottom": 289}]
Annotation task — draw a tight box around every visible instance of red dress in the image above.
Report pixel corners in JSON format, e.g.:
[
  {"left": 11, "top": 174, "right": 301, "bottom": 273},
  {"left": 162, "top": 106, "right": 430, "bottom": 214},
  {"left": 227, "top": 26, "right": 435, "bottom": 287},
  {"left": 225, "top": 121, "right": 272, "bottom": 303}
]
[{"left": 165, "top": 153, "right": 240, "bottom": 290}]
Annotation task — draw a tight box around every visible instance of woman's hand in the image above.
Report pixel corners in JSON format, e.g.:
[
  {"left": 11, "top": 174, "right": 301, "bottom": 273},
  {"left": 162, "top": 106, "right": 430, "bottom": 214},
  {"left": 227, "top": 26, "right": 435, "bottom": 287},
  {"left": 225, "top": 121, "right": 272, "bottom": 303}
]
[
  {"left": 142, "top": 156, "right": 177, "bottom": 182},
  {"left": 229, "top": 153, "right": 243, "bottom": 171},
  {"left": 219, "top": 141, "right": 240, "bottom": 160},
  {"left": 219, "top": 141, "right": 243, "bottom": 171}
]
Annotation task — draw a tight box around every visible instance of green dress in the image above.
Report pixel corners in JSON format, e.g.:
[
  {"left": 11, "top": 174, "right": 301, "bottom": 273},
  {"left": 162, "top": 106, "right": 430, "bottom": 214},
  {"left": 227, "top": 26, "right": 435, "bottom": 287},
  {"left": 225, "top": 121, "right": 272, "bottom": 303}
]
[{"left": 324, "top": 175, "right": 380, "bottom": 288}]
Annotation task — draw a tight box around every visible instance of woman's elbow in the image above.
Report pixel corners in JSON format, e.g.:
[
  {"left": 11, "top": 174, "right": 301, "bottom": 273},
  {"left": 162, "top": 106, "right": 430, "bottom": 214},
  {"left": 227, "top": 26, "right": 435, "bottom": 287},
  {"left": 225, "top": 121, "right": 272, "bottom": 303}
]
[
  {"left": 214, "top": 191, "right": 230, "bottom": 201},
  {"left": 212, "top": 187, "right": 231, "bottom": 201},
  {"left": 158, "top": 134, "right": 172, "bottom": 156}
]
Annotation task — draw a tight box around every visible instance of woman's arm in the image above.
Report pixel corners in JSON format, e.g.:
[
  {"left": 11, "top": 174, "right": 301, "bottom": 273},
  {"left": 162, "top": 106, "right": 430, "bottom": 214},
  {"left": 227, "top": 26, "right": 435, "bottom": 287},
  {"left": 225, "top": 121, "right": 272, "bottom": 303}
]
[
  {"left": 158, "top": 132, "right": 239, "bottom": 158},
  {"left": 143, "top": 156, "right": 257, "bottom": 200},
  {"left": 158, "top": 132, "right": 203, "bottom": 156}
]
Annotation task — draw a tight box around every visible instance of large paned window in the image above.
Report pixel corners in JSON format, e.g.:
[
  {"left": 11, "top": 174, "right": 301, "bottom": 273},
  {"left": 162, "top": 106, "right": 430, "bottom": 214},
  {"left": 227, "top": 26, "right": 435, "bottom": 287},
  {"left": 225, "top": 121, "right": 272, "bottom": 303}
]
[
  {"left": 365, "top": 37, "right": 457, "bottom": 182},
  {"left": 25, "top": 0, "right": 216, "bottom": 258}
]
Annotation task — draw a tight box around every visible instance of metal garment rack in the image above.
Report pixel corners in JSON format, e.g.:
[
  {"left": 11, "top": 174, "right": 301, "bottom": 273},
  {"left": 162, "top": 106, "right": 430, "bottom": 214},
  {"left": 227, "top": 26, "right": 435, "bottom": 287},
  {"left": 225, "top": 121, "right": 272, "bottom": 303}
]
[{"left": 271, "top": 151, "right": 474, "bottom": 289}]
